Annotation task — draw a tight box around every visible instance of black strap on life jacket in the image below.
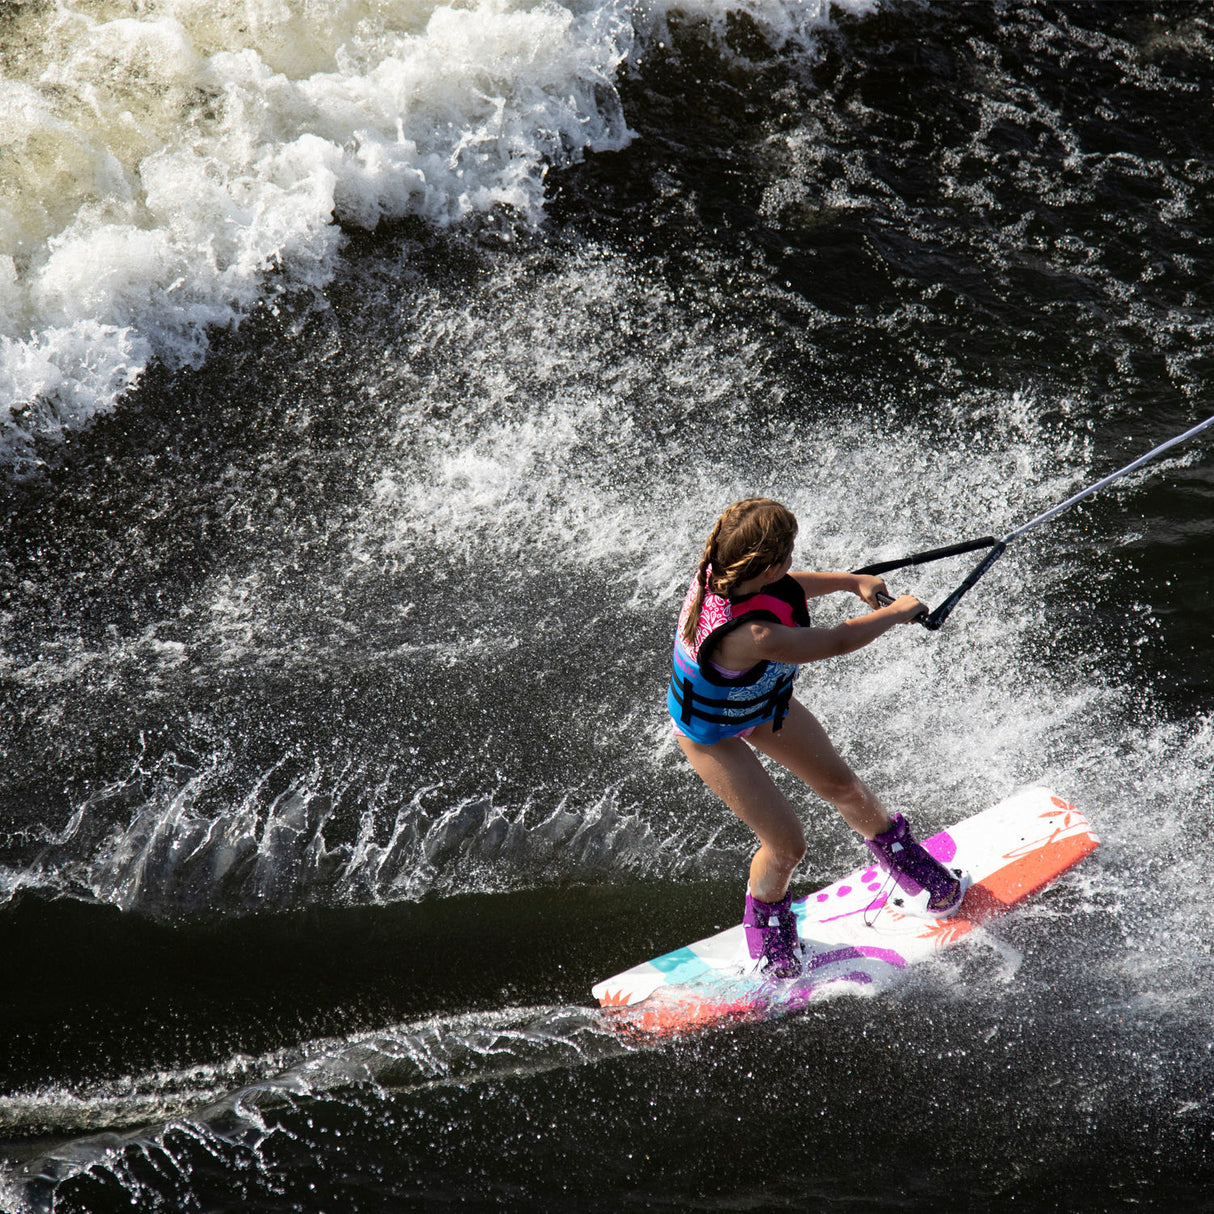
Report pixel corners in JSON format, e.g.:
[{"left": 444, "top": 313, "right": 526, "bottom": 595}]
[{"left": 671, "top": 670, "right": 796, "bottom": 734}]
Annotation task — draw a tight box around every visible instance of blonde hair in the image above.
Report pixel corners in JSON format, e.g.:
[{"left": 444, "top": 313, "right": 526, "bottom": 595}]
[{"left": 682, "top": 498, "right": 798, "bottom": 645}]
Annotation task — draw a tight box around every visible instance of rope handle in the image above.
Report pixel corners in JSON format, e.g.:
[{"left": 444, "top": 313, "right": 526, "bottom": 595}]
[
  {"left": 871, "top": 543, "right": 1007, "bottom": 631},
  {"left": 851, "top": 410, "right": 1213, "bottom": 631},
  {"left": 874, "top": 589, "right": 930, "bottom": 627}
]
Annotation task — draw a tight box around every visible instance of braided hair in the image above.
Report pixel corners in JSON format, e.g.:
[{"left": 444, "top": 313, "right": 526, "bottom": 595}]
[{"left": 681, "top": 498, "right": 798, "bottom": 646}]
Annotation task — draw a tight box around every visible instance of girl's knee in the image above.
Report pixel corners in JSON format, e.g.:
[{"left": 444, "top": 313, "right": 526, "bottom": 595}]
[
  {"left": 765, "top": 830, "right": 807, "bottom": 875},
  {"left": 819, "top": 771, "right": 869, "bottom": 810}
]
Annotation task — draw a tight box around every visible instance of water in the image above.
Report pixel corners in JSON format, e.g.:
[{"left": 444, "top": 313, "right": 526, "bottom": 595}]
[{"left": 2, "top": 0, "right": 1213, "bottom": 1208}]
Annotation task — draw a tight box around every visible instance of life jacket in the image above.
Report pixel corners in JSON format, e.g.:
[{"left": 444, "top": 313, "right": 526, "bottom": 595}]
[{"left": 667, "top": 572, "right": 810, "bottom": 744}]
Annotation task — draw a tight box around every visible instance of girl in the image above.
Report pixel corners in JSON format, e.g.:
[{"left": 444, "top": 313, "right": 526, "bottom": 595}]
[{"left": 669, "top": 498, "right": 966, "bottom": 978}]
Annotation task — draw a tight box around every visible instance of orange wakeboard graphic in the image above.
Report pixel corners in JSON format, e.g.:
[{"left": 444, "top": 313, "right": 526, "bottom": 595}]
[{"left": 592, "top": 787, "right": 1099, "bottom": 1035}]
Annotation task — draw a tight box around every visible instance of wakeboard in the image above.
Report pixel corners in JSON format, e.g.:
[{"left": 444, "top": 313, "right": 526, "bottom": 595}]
[{"left": 592, "top": 787, "right": 1098, "bottom": 1035}]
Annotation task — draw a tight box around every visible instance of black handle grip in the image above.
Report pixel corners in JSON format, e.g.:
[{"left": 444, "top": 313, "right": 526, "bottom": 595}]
[{"left": 874, "top": 590, "right": 930, "bottom": 627}]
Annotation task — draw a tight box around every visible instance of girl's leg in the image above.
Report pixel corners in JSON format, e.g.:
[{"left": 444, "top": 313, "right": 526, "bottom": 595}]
[
  {"left": 676, "top": 733, "right": 807, "bottom": 903},
  {"left": 747, "top": 699, "right": 893, "bottom": 840}
]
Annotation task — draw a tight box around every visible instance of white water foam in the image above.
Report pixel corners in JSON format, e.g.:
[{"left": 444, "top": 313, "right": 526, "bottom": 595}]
[
  {"left": 0, "top": 0, "right": 877, "bottom": 466},
  {"left": 0, "top": 0, "right": 636, "bottom": 461}
]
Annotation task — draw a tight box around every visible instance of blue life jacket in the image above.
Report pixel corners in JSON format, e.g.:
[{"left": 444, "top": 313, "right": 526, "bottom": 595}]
[{"left": 667, "top": 574, "right": 810, "bottom": 744}]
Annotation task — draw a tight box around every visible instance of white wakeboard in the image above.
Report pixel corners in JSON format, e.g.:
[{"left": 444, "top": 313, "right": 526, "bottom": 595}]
[{"left": 592, "top": 787, "right": 1099, "bottom": 1035}]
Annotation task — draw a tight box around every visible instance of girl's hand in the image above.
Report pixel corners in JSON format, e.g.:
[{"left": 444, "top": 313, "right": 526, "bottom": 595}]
[
  {"left": 854, "top": 574, "right": 889, "bottom": 607},
  {"left": 888, "top": 593, "right": 928, "bottom": 622}
]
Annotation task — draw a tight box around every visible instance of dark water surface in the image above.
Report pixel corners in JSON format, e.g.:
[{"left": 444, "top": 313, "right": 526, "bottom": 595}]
[{"left": 2, "top": 1, "right": 1213, "bottom": 1210}]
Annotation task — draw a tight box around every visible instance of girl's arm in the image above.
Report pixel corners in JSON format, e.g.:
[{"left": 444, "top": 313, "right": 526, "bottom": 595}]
[
  {"left": 715, "top": 595, "right": 926, "bottom": 667},
  {"left": 790, "top": 570, "right": 888, "bottom": 607}
]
